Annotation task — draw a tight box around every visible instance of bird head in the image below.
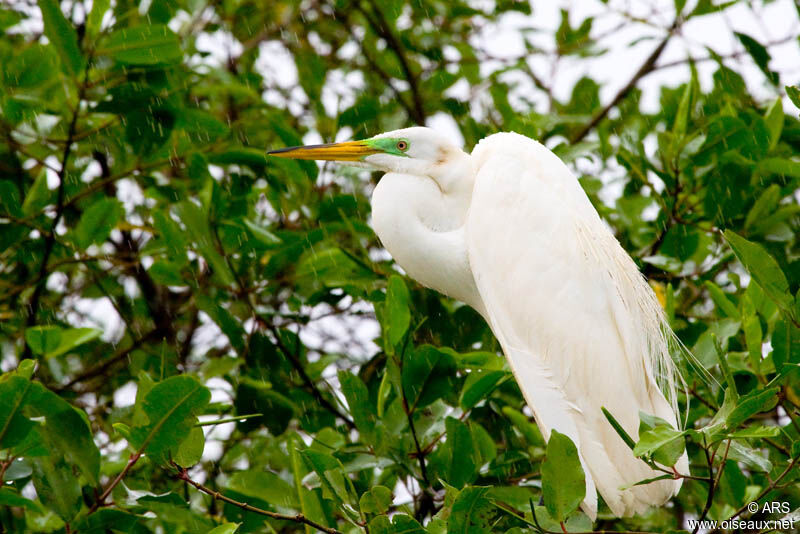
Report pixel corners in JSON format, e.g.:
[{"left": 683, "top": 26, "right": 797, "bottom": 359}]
[{"left": 267, "top": 127, "right": 466, "bottom": 179}]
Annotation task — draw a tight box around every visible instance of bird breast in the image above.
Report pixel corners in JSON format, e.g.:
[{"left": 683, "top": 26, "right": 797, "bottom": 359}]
[{"left": 370, "top": 172, "right": 485, "bottom": 314}]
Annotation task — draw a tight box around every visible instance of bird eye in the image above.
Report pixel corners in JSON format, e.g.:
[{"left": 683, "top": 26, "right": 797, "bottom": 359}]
[{"left": 396, "top": 140, "right": 408, "bottom": 151}]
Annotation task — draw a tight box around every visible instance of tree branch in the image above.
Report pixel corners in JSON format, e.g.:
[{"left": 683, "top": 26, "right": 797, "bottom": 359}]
[
  {"left": 23, "top": 62, "right": 92, "bottom": 357},
  {"left": 268, "top": 325, "right": 356, "bottom": 430},
  {"left": 53, "top": 329, "right": 160, "bottom": 392},
  {"left": 714, "top": 452, "right": 800, "bottom": 530},
  {"left": 571, "top": 19, "right": 680, "bottom": 144},
  {"left": 89, "top": 451, "right": 142, "bottom": 513},
  {"left": 172, "top": 463, "right": 342, "bottom": 534},
  {"left": 354, "top": 1, "right": 426, "bottom": 124}
]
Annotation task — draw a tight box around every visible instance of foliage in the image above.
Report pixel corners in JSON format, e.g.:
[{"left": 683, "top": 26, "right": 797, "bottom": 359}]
[{"left": 1, "top": 1, "right": 799, "bottom": 533}]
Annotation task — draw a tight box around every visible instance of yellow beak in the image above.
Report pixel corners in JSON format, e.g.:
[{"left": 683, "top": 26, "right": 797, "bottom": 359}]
[{"left": 267, "top": 140, "right": 380, "bottom": 161}]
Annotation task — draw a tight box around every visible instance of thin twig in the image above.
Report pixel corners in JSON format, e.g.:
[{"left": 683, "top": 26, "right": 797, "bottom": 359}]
[
  {"left": 354, "top": 1, "right": 426, "bottom": 123},
  {"left": 268, "top": 324, "right": 356, "bottom": 429},
  {"left": 715, "top": 453, "right": 800, "bottom": 530},
  {"left": 89, "top": 452, "right": 142, "bottom": 513},
  {"left": 571, "top": 19, "right": 680, "bottom": 144},
  {"left": 172, "top": 463, "right": 342, "bottom": 534},
  {"left": 53, "top": 329, "right": 160, "bottom": 392},
  {"left": 23, "top": 61, "right": 92, "bottom": 356}
]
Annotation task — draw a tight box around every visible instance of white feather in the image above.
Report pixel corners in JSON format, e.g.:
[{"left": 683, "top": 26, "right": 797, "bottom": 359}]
[{"left": 468, "top": 133, "right": 687, "bottom": 517}]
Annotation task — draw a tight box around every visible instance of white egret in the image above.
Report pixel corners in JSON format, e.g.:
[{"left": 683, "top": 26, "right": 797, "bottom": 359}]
[{"left": 268, "top": 127, "right": 688, "bottom": 518}]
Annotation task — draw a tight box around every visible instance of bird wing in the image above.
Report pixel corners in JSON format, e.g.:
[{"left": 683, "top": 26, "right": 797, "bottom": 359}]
[{"left": 466, "top": 133, "right": 686, "bottom": 518}]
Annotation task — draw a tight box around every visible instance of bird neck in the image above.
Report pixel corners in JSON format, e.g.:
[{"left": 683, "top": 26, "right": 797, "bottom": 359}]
[{"left": 370, "top": 158, "right": 485, "bottom": 315}]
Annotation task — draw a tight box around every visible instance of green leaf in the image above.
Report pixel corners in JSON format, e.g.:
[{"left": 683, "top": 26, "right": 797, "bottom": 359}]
[
  {"left": 402, "top": 345, "right": 458, "bottom": 410},
  {"left": 672, "top": 77, "right": 695, "bottom": 136},
  {"left": 234, "top": 381, "right": 295, "bottom": 436},
  {"left": 46, "top": 327, "right": 103, "bottom": 358},
  {"left": 744, "top": 185, "right": 781, "bottom": 233},
  {"left": 5, "top": 44, "right": 59, "bottom": 88},
  {"left": 72, "top": 509, "right": 141, "bottom": 533},
  {"left": 735, "top": 32, "right": 778, "bottom": 85},
  {"left": 787, "top": 86, "right": 800, "bottom": 112},
  {"left": 24, "top": 326, "right": 62, "bottom": 356},
  {"left": 368, "top": 515, "right": 392, "bottom": 534},
  {"left": 460, "top": 370, "right": 507, "bottom": 410},
  {"left": 103, "top": 24, "right": 182, "bottom": 65},
  {"left": 338, "top": 370, "right": 376, "bottom": 442},
  {"left": 242, "top": 219, "right": 281, "bottom": 246},
  {"left": 173, "top": 426, "right": 205, "bottom": 467},
  {"left": 26, "top": 326, "right": 102, "bottom": 359},
  {"left": 723, "top": 230, "right": 792, "bottom": 310},
  {"left": 756, "top": 157, "right": 800, "bottom": 179},
  {"left": 176, "top": 201, "right": 234, "bottom": 286},
  {"left": 148, "top": 260, "right": 186, "bottom": 286},
  {"left": 633, "top": 418, "right": 686, "bottom": 467},
  {"left": 601, "top": 407, "right": 636, "bottom": 450},
  {"left": 129, "top": 375, "right": 211, "bottom": 462},
  {"left": 179, "top": 109, "right": 229, "bottom": 142},
  {"left": 772, "top": 318, "right": 799, "bottom": 373},
  {"left": 359, "top": 485, "right": 392, "bottom": 514},
  {"left": 442, "top": 417, "right": 476, "bottom": 488},
  {"left": 727, "top": 441, "right": 772, "bottom": 472},
  {"left": 208, "top": 523, "right": 240, "bottom": 534},
  {"left": 75, "top": 198, "right": 124, "bottom": 248},
  {"left": 300, "top": 449, "right": 358, "bottom": 507},
  {"left": 208, "top": 148, "right": 268, "bottom": 169},
  {"left": 385, "top": 275, "right": 411, "bottom": 348},
  {"left": 688, "top": 0, "right": 737, "bottom": 17},
  {"left": 227, "top": 470, "right": 297, "bottom": 509},
  {"left": 86, "top": 0, "right": 108, "bottom": 35},
  {"left": 742, "top": 294, "right": 763, "bottom": 371},
  {"left": 0, "top": 376, "right": 34, "bottom": 449},
  {"left": 449, "top": 486, "right": 493, "bottom": 534},
  {"left": 153, "top": 210, "right": 188, "bottom": 264},
  {"left": 541, "top": 430, "right": 585, "bottom": 522},
  {"left": 502, "top": 406, "right": 545, "bottom": 447},
  {"left": 37, "top": 0, "right": 83, "bottom": 76},
  {"left": 196, "top": 296, "right": 246, "bottom": 355},
  {"left": 390, "top": 514, "right": 426, "bottom": 534},
  {"left": 704, "top": 281, "right": 740, "bottom": 318},
  {"left": 113, "top": 422, "right": 132, "bottom": 441},
  {"left": 0, "top": 8, "right": 23, "bottom": 33},
  {"left": 295, "top": 247, "right": 376, "bottom": 296},
  {"left": 0, "top": 180, "right": 22, "bottom": 217},
  {"left": 764, "top": 98, "right": 783, "bottom": 150},
  {"left": 726, "top": 387, "right": 779, "bottom": 430},
  {"left": 16, "top": 359, "right": 36, "bottom": 379},
  {"left": 41, "top": 408, "right": 101, "bottom": 485},
  {"left": 0, "top": 488, "right": 41, "bottom": 511},
  {"left": 31, "top": 455, "right": 82, "bottom": 522},
  {"left": 21, "top": 170, "right": 51, "bottom": 216},
  {"left": 727, "top": 425, "right": 780, "bottom": 439}
]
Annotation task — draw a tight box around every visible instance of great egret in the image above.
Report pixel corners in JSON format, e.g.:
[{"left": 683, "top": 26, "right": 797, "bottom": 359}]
[{"left": 268, "top": 127, "right": 688, "bottom": 519}]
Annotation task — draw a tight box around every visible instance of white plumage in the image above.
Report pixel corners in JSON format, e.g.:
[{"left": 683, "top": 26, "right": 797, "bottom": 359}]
[
  {"left": 269, "top": 127, "right": 689, "bottom": 518},
  {"left": 467, "top": 133, "right": 687, "bottom": 518}
]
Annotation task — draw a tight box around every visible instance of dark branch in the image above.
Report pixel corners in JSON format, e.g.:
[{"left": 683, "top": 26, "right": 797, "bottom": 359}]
[
  {"left": 172, "top": 463, "right": 342, "bottom": 534},
  {"left": 571, "top": 19, "right": 680, "bottom": 144}
]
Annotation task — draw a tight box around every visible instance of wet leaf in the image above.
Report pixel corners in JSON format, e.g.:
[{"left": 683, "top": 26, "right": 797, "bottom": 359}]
[
  {"left": 37, "top": 0, "right": 82, "bottom": 76},
  {"left": 103, "top": 24, "right": 182, "bottom": 65},
  {"left": 541, "top": 430, "right": 585, "bottom": 522}
]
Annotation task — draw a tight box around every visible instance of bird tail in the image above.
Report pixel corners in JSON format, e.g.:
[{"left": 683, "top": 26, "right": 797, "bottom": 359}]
[
  {"left": 575, "top": 391, "right": 688, "bottom": 517},
  {"left": 504, "top": 344, "right": 686, "bottom": 519},
  {"left": 504, "top": 346, "right": 599, "bottom": 520}
]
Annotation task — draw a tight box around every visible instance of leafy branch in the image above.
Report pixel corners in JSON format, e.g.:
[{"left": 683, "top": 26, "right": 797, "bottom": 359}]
[{"left": 171, "top": 462, "right": 343, "bottom": 534}]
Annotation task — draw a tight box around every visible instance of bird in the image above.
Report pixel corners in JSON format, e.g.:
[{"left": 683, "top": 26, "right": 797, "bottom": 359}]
[{"left": 268, "top": 127, "right": 689, "bottom": 519}]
